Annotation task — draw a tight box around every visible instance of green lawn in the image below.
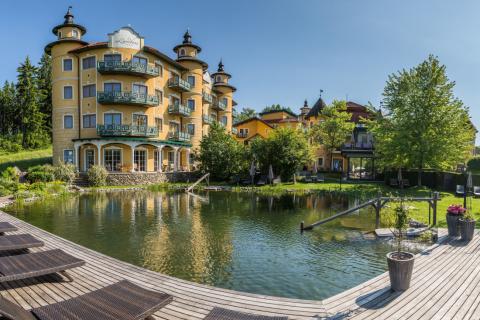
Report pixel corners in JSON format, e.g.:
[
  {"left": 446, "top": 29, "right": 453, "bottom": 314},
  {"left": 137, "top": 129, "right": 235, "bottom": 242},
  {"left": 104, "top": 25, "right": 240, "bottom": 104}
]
[{"left": 0, "top": 147, "right": 52, "bottom": 172}]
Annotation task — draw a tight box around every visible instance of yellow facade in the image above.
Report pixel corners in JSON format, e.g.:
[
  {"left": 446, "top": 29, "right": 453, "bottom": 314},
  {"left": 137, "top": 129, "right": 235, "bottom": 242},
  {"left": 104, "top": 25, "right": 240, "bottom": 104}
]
[
  {"left": 47, "top": 8, "right": 235, "bottom": 173},
  {"left": 233, "top": 118, "right": 274, "bottom": 145}
]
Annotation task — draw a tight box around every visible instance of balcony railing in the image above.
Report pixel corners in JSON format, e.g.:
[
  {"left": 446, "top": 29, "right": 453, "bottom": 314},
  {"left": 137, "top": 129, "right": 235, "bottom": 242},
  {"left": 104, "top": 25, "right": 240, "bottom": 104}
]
[
  {"left": 212, "top": 99, "right": 227, "bottom": 111},
  {"left": 168, "top": 104, "right": 192, "bottom": 117},
  {"left": 168, "top": 77, "right": 191, "bottom": 92},
  {"left": 97, "top": 61, "right": 159, "bottom": 78},
  {"left": 97, "top": 91, "right": 159, "bottom": 106},
  {"left": 97, "top": 124, "right": 158, "bottom": 137},
  {"left": 168, "top": 131, "right": 191, "bottom": 142},
  {"left": 237, "top": 132, "right": 248, "bottom": 138},
  {"left": 202, "top": 115, "right": 216, "bottom": 125},
  {"left": 342, "top": 141, "right": 374, "bottom": 151},
  {"left": 202, "top": 91, "right": 213, "bottom": 104}
]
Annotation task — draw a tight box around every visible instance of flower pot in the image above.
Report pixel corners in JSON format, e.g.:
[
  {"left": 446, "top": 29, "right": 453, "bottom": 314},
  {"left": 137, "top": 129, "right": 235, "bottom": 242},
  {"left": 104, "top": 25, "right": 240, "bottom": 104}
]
[
  {"left": 387, "top": 251, "right": 415, "bottom": 291},
  {"left": 460, "top": 219, "right": 476, "bottom": 241},
  {"left": 446, "top": 213, "right": 461, "bottom": 237}
]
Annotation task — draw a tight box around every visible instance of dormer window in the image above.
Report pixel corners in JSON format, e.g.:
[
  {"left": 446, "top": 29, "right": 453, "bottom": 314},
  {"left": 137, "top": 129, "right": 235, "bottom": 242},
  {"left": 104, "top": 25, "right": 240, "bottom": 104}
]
[{"left": 72, "top": 29, "right": 78, "bottom": 38}]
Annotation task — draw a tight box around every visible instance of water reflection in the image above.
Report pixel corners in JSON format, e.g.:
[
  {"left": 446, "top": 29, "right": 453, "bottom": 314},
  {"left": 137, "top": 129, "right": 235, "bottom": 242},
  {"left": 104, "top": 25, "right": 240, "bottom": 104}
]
[{"left": 5, "top": 191, "right": 428, "bottom": 300}]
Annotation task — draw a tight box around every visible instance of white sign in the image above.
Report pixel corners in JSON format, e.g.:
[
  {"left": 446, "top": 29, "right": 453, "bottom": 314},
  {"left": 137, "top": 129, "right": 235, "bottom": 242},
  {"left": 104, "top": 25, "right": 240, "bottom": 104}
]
[{"left": 108, "top": 27, "right": 143, "bottom": 50}]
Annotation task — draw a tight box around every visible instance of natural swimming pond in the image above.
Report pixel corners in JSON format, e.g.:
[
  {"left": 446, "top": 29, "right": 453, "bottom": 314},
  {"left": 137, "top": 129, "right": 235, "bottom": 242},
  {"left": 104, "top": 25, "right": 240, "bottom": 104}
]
[{"left": 4, "top": 191, "right": 429, "bottom": 300}]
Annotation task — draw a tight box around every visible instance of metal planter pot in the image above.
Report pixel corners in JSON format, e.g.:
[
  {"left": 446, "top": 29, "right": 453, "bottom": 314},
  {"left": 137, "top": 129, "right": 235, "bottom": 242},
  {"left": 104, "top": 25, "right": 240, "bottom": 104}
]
[
  {"left": 446, "top": 213, "right": 461, "bottom": 237},
  {"left": 460, "top": 219, "right": 476, "bottom": 241},
  {"left": 387, "top": 251, "right": 415, "bottom": 291}
]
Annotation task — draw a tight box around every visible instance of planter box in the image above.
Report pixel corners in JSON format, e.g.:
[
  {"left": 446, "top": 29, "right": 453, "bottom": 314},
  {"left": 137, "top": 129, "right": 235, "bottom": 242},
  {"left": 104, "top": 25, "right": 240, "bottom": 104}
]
[
  {"left": 460, "top": 219, "right": 476, "bottom": 241},
  {"left": 446, "top": 213, "right": 461, "bottom": 237},
  {"left": 387, "top": 251, "right": 415, "bottom": 291}
]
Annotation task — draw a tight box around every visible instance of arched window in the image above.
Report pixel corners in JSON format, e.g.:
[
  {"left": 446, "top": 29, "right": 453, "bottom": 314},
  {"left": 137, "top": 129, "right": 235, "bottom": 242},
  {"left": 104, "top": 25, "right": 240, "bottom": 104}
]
[
  {"left": 216, "top": 75, "right": 222, "bottom": 83},
  {"left": 72, "top": 29, "right": 78, "bottom": 38},
  {"left": 180, "top": 49, "right": 186, "bottom": 56}
]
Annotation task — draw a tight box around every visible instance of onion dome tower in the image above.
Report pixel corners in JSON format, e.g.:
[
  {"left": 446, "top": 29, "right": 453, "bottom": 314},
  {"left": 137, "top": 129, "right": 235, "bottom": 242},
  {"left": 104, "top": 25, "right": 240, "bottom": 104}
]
[
  {"left": 211, "top": 60, "right": 236, "bottom": 92},
  {"left": 45, "top": 6, "right": 88, "bottom": 54},
  {"left": 173, "top": 30, "right": 208, "bottom": 70}
]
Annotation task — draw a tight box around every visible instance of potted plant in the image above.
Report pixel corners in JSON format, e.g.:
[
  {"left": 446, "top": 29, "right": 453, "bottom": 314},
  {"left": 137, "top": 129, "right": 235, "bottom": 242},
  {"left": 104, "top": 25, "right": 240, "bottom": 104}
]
[
  {"left": 446, "top": 204, "right": 466, "bottom": 237},
  {"left": 460, "top": 211, "right": 476, "bottom": 241},
  {"left": 387, "top": 202, "right": 415, "bottom": 291}
]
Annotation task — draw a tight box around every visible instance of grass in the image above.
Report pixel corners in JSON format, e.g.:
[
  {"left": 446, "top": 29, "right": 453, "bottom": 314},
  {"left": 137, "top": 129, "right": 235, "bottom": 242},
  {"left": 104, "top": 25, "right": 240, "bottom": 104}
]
[{"left": 0, "top": 147, "right": 52, "bottom": 172}]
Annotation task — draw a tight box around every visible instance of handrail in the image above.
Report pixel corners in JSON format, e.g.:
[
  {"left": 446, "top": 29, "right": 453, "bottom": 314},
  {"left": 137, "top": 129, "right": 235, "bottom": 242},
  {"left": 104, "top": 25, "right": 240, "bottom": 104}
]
[{"left": 186, "top": 173, "right": 210, "bottom": 193}]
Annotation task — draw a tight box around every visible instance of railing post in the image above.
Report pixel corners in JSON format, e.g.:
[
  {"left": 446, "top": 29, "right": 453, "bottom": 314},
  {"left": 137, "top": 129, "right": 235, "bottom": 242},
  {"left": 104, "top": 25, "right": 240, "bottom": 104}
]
[
  {"left": 375, "top": 193, "right": 382, "bottom": 229},
  {"left": 433, "top": 192, "right": 438, "bottom": 226}
]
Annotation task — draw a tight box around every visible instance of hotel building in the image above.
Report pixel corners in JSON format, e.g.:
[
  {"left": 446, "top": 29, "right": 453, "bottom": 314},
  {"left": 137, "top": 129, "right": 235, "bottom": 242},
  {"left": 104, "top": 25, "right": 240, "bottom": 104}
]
[{"left": 46, "top": 7, "right": 236, "bottom": 173}]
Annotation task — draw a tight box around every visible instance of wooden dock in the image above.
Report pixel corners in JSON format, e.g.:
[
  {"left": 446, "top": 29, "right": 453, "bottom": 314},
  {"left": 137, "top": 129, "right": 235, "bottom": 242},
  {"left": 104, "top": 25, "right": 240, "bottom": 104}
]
[{"left": 0, "top": 211, "right": 478, "bottom": 319}]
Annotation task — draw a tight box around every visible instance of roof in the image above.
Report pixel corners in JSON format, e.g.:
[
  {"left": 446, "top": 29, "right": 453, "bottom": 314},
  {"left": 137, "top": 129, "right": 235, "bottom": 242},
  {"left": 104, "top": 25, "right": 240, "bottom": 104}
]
[
  {"left": 305, "top": 97, "right": 327, "bottom": 119},
  {"left": 44, "top": 38, "right": 89, "bottom": 54},
  {"left": 346, "top": 101, "right": 373, "bottom": 123},
  {"left": 264, "top": 118, "right": 301, "bottom": 124},
  {"left": 232, "top": 117, "right": 274, "bottom": 128},
  {"left": 259, "top": 109, "right": 298, "bottom": 118},
  {"left": 175, "top": 56, "right": 208, "bottom": 70}
]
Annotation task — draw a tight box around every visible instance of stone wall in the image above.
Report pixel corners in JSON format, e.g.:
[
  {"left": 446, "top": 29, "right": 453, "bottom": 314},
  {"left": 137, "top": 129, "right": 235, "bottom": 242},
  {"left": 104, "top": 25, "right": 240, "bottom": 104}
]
[{"left": 106, "top": 172, "right": 201, "bottom": 186}]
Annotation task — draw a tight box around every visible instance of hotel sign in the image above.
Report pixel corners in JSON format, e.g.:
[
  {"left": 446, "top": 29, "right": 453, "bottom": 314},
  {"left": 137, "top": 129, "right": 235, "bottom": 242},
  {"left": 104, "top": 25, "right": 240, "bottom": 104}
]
[{"left": 108, "top": 27, "right": 143, "bottom": 50}]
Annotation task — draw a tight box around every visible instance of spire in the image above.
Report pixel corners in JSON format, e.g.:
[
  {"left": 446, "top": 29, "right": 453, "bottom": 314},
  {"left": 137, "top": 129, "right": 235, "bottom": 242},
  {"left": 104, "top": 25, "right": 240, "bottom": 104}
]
[
  {"left": 64, "top": 6, "right": 74, "bottom": 24},
  {"left": 304, "top": 99, "right": 308, "bottom": 108},
  {"left": 183, "top": 29, "right": 192, "bottom": 44},
  {"left": 218, "top": 59, "right": 224, "bottom": 72}
]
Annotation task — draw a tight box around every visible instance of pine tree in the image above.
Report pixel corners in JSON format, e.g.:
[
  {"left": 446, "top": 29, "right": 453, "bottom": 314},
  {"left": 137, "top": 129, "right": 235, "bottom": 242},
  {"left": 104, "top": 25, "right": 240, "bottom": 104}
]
[
  {"left": 37, "top": 53, "right": 52, "bottom": 131},
  {"left": 16, "top": 57, "right": 47, "bottom": 149},
  {"left": 0, "top": 81, "right": 17, "bottom": 136}
]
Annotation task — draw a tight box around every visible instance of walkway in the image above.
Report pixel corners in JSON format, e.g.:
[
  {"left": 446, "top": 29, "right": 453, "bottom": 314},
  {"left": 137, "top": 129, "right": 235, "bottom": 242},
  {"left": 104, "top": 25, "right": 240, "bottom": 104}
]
[{"left": 0, "top": 211, "right": 477, "bottom": 319}]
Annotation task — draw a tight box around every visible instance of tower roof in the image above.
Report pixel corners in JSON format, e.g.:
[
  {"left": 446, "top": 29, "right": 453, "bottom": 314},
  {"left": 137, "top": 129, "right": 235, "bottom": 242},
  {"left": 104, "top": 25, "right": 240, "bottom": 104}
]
[
  {"left": 211, "top": 59, "right": 232, "bottom": 79},
  {"left": 173, "top": 29, "right": 202, "bottom": 53},
  {"left": 305, "top": 97, "right": 327, "bottom": 119},
  {"left": 52, "top": 6, "right": 87, "bottom": 36}
]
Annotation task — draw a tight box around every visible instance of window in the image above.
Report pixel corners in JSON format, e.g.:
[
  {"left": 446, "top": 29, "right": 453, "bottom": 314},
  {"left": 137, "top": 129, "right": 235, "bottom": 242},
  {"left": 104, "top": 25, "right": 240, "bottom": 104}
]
[
  {"left": 221, "top": 116, "right": 228, "bottom": 126},
  {"left": 180, "top": 49, "right": 186, "bottom": 56},
  {"left": 216, "top": 75, "right": 222, "bottom": 83},
  {"left": 187, "top": 75, "right": 195, "bottom": 87},
  {"left": 318, "top": 158, "right": 324, "bottom": 167},
  {"left": 104, "top": 83, "right": 121, "bottom": 93},
  {"left": 154, "top": 150, "right": 161, "bottom": 171},
  {"left": 155, "top": 63, "right": 163, "bottom": 77},
  {"left": 82, "top": 56, "right": 95, "bottom": 69},
  {"left": 187, "top": 123, "right": 195, "bottom": 135},
  {"left": 83, "top": 84, "right": 96, "bottom": 98},
  {"left": 155, "top": 90, "right": 163, "bottom": 103},
  {"left": 63, "top": 59, "right": 73, "bottom": 71},
  {"left": 58, "top": 31, "right": 62, "bottom": 39},
  {"left": 83, "top": 114, "right": 96, "bottom": 128},
  {"left": 132, "top": 114, "right": 147, "bottom": 126},
  {"left": 104, "top": 113, "right": 122, "bottom": 125},
  {"left": 155, "top": 118, "right": 163, "bottom": 132},
  {"left": 104, "top": 54, "right": 121, "bottom": 63},
  {"left": 168, "top": 151, "right": 175, "bottom": 164},
  {"left": 64, "top": 115, "right": 73, "bottom": 129},
  {"left": 132, "top": 56, "right": 147, "bottom": 65},
  {"left": 239, "top": 128, "right": 249, "bottom": 135},
  {"left": 134, "top": 150, "right": 146, "bottom": 172},
  {"left": 104, "top": 149, "right": 121, "bottom": 172},
  {"left": 72, "top": 29, "right": 78, "bottom": 38},
  {"left": 64, "top": 86, "right": 73, "bottom": 99},
  {"left": 132, "top": 84, "right": 147, "bottom": 96},
  {"left": 187, "top": 99, "right": 195, "bottom": 111},
  {"left": 63, "top": 150, "right": 74, "bottom": 164},
  {"left": 222, "top": 97, "right": 228, "bottom": 107}
]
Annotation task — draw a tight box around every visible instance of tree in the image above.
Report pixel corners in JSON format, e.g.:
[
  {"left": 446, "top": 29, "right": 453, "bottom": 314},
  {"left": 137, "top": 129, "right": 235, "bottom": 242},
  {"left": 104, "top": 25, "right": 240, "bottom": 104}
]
[
  {"left": 261, "top": 104, "right": 294, "bottom": 114},
  {"left": 250, "top": 127, "right": 312, "bottom": 181},
  {"left": 16, "top": 57, "right": 48, "bottom": 149},
  {"left": 371, "top": 55, "right": 475, "bottom": 186},
  {"left": 37, "top": 53, "right": 52, "bottom": 131},
  {"left": 197, "top": 122, "right": 247, "bottom": 181},
  {"left": 310, "top": 100, "right": 355, "bottom": 171},
  {"left": 0, "top": 81, "right": 17, "bottom": 136},
  {"left": 236, "top": 107, "right": 257, "bottom": 122}
]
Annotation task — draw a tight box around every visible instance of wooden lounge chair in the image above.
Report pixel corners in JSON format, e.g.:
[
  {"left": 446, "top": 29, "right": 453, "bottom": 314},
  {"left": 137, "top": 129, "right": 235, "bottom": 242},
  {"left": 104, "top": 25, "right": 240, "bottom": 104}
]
[
  {"left": 456, "top": 185, "right": 465, "bottom": 196},
  {"left": 474, "top": 186, "right": 480, "bottom": 197},
  {"left": 0, "top": 249, "right": 84, "bottom": 283},
  {"left": 0, "top": 280, "right": 173, "bottom": 320},
  {"left": 205, "top": 307, "right": 288, "bottom": 320},
  {"left": 0, "top": 222, "right": 17, "bottom": 235},
  {"left": 0, "top": 234, "right": 43, "bottom": 252}
]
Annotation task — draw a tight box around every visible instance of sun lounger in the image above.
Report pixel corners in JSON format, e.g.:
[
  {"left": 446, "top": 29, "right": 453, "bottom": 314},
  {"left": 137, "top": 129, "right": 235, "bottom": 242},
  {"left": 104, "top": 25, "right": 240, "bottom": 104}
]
[
  {"left": 256, "top": 176, "right": 267, "bottom": 186},
  {"left": 456, "top": 185, "right": 465, "bottom": 196},
  {"left": 316, "top": 174, "right": 325, "bottom": 182},
  {"left": 0, "top": 249, "right": 84, "bottom": 283},
  {"left": 474, "top": 186, "right": 480, "bottom": 197},
  {"left": 0, "top": 234, "right": 43, "bottom": 252},
  {"left": 0, "top": 222, "right": 17, "bottom": 235},
  {"left": 272, "top": 177, "right": 281, "bottom": 185},
  {"left": 205, "top": 307, "right": 288, "bottom": 320},
  {"left": 0, "top": 280, "right": 173, "bottom": 320}
]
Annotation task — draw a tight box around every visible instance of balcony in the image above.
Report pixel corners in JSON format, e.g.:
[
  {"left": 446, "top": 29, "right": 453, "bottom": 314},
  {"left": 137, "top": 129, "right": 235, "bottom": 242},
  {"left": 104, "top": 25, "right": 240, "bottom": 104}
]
[
  {"left": 168, "top": 104, "right": 192, "bottom": 117},
  {"left": 202, "top": 115, "right": 216, "bottom": 125},
  {"left": 341, "top": 141, "right": 374, "bottom": 154},
  {"left": 212, "top": 99, "right": 227, "bottom": 111},
  {"left": 97, "top": 61, "right": 159, "bottom": 78},
  {"left": 237, "top": 132, "right": 248, "bottom": 138},
  {"left": 202, "top": 91, "right": 213, "bottom": 104},
  {"left": 97, "top": 124, "right": 158, "bottom": 137},
  {"left": 168, "top": 77, "right": 191, "bottom": 92},
  {"left": 168, "top": 131, "right": 191, "bottom": 142},
  {"left": 97, "top": 91, "right": 159, "bottom": 106}
]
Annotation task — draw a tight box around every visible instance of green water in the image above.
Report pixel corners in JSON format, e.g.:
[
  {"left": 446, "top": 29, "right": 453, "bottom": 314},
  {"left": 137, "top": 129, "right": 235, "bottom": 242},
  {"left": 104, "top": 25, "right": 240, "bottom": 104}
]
[{"left": 4, "top": 191, "right": 427, "bottom": 300}]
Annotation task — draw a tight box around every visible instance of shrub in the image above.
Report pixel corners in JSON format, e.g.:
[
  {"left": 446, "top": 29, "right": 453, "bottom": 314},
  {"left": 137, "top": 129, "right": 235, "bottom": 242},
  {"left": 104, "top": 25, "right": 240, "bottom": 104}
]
[
  {"left": 467, "top": 157, "right": 480, "bottom": 171},
  {"left": 87, "top": 165, "right": 108, "bottom": 187},
  {"left": 1, "top": 166, "right": 20, "bottom": 182},
  {"left": 25, "top": 171, "right": 54, "bottom": 183},
  {"left": 52, "top": 163, "right": 76, "bottom": 184}
]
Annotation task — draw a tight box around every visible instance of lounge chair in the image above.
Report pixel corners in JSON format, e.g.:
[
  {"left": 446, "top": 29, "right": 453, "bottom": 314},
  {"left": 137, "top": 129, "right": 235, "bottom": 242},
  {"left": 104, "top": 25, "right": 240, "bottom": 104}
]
[
  {"left": 474, "top": 186, "right": 480, "bottom": 197},
  {"left": 316, "top": 173, "right": 325, "bottom": 182},
  {"left": 256, "top": 176, "right": 267, "bottom": 186},
  {"left": 0, "top": 249, "right": 84, "bottom": 283},
  {"left": 0, "top": 234, "right": 43, "bottom": 252},
  {"left": 205, "top": 307, "right": 288, "bottom": 320},
  {"left": 0, "top": 280, "right": 173, "bottom": 320},
  {"left": 456, "top": 185, "right": 465, "bottom": 196},
  {"left": 402, "top": 179, "right": 410, "bottom": 187},
  {"left": 272, "top": 177, "right": 281, "bottom": 185},
  {"left": 304, "top": 173, "right": 313, "bottom": 183},
  {"left": 390, "top": 179, "right": 398, "bottom": 187},
  {"left": 0, "top": 222, "right": 17, "bottom": 235}
]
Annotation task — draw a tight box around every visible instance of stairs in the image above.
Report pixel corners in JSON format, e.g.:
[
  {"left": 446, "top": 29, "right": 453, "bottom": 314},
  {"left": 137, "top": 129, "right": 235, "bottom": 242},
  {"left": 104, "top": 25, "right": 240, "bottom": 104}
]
[{"left": 73, "top": 174, "right": 90, "bottom": 188}]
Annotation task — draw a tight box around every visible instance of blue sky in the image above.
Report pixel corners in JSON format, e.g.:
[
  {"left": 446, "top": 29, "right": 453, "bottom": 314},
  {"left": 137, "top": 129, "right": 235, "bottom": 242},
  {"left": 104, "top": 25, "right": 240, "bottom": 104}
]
[{"left": 0, "top": 0, "right": 479, "bottom": 142}]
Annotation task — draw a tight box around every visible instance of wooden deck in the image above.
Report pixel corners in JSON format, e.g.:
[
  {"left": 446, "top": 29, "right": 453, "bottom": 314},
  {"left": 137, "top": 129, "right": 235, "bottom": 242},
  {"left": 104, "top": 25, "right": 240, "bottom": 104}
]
[{"left": 0, "top": 211, "right": 477, "bottom": 319}]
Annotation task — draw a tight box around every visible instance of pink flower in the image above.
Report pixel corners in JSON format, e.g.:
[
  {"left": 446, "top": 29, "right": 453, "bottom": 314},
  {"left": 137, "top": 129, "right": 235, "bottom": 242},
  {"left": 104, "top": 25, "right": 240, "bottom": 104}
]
[{"left": 447, "top": 204, "right": 466, "bottom": 215}]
